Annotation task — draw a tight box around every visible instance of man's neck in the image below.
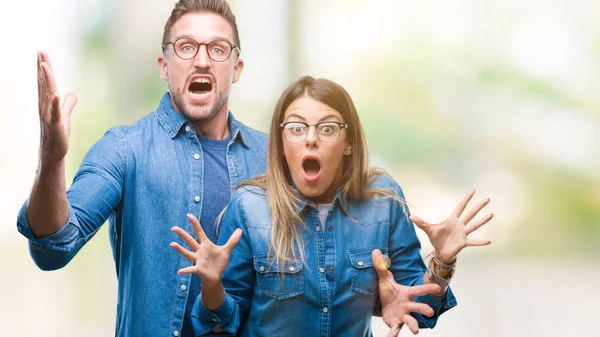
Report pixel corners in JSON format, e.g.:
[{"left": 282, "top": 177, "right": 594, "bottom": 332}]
[{"left": 193, "top": 109, "right": 230, "bottom": 140}]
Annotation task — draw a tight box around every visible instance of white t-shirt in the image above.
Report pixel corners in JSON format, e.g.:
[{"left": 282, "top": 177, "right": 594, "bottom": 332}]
[{"left": 315, "top": 203, "right": 333, "bottom": 226}]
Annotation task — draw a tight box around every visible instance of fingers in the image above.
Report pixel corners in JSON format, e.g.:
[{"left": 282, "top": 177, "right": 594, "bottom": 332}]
[
  {"left": 467, "top": 238, "right": 491, "bottom": 246},
  {"left": 50, "top": 94, "right": 61, "bottom": 123},
  {"left": 409, "top": 215, "right": 430, "bottom": 234},
  {"left": 405, "top": 283, "right": 440, "bottom": 298},
  {"left": 402, "top": 314, "right": 420, "bottom": 335},
  {"left": 61, "top": 93, "right": 78, "bottom": 117},
  {"left": 405, "top": 301, "right": 435, "bottom": 317},
  {"left": 170, "top": 242, "right": 195, "bottom": 261},
  {"left": 465, "top": 212, "right": 493, "bottom": 234},
  {"left": 385, "top": 324, "right": 402, "bottom": 337},
  {"left": 224, "top": 228, "right": 242, "bottom": 253},
  {"left": 186, "top": 214, "right": 209, "bottom": 243},
  {"left": 171, "top": 226, "right": 200, "bottom": 251},
  {"left": 372, "top": 249, "right": 393, "bottom": 279},
  {"left": 177, "top": 265, "right": 198, "bottom": 275},
  {"left": 37, "top": 53, "right": 44, "bottom": 107},
  {"left": 451, "top": 189, "right": 476, "bottom": 218},
  {"left": 461, "top": 197, "right": 490, "bottom": 224},
  {"left": 39, "top": 50, "right": 54, "bottom": 71},
  {"left": 371, "top": 249, "right": 392, "bottom": 275},
  {"left": 39, "top": 61, "right": 58, "bottom": 99}
]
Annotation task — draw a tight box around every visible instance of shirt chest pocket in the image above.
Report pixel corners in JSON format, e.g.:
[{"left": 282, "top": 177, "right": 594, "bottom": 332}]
[
  {"left": 348, "top": 249, "right": 388, "bottom": 296},
  {"left": 253, "top": 255, "right": 305, "bottom": 300}
]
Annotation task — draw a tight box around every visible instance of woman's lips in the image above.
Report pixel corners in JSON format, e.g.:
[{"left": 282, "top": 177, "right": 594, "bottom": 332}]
[{"left": 302, "top": 156, "right": 321, "bottom": 183}]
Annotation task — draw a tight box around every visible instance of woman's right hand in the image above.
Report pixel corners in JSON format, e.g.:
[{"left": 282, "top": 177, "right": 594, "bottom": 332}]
[{"left": 170, "top": 214, "right": 242, "bottom": 287}]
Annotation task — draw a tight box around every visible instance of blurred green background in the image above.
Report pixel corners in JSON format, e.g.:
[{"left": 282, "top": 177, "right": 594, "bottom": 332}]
[{"left": 1, "top": 0, "right": 599, "bottom": 336}]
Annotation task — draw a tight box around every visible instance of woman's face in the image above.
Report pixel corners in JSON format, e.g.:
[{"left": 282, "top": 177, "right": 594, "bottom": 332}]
[{"left": 281, "top": 96, "right": 352, "bottom": 203}]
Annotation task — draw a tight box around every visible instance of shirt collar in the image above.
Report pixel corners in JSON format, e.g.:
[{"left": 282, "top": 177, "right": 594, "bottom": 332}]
[
  {"left": 292, "top": 184, "right": 348, "bottom": 215},
  {"left": 156, "top": 92, "right": 251, "bottom": 149}
]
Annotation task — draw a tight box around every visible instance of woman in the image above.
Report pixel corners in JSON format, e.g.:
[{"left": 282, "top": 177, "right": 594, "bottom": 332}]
[{"left": 171, "top": 76, "right": 492, "bottom": 336}]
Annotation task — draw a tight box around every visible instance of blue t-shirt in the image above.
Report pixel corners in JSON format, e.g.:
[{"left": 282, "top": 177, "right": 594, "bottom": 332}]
[{"left": 182, "top": 133, "right": 231, "bottom": 337}]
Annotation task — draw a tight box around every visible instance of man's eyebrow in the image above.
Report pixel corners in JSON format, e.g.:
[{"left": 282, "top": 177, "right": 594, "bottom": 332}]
[{"left": 170, "top": 35, "right": 234, "bottom": 45}]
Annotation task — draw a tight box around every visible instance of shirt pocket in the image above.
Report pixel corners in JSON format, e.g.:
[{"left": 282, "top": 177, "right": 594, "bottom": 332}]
[
  {"left": 348, "top": 248, "right": 388, "bottom": 296},
  {"left": 253, "top": 254, "right": 305, "bottom": 300}
]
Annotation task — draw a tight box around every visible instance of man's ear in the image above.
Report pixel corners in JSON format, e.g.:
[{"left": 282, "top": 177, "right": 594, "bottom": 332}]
[
  {"left": 158, "top": 54, "right": 168, "bottom": 81},
  {"left": 232, "top": 57, "right": 244, "bottom": 83}
]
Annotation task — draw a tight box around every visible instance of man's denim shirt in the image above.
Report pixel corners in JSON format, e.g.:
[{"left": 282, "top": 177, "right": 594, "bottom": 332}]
[
  {"left": 16, "top": 93, "right": 267, "bottom": 337},
  {"left": 192, "top": 175, "right": 457, "bottom": 337}
]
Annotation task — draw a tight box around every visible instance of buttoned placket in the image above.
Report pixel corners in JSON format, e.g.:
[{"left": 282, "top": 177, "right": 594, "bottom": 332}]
[
  {"left": 312, "top": 207, "right": 334, "bottom": 337},
  {"left": 171, "top": 123, "right": 205, "bottom": 336}
]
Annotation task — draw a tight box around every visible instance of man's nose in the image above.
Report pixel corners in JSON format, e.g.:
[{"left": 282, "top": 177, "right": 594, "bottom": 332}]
[{"left": 193, "top": 45, "right": 211, "bottom": 68}]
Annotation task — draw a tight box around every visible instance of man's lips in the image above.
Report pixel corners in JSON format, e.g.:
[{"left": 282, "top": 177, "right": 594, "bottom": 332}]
[{"left": 187, "top": 74, "right": 214, "bottom": 99}]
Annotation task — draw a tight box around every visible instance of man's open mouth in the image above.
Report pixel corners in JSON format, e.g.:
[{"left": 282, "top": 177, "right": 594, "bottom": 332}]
[{"left": 189, "top": 77, "right": 213, "bottom": 95}]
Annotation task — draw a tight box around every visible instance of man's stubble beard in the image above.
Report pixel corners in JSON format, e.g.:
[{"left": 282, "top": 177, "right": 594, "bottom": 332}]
[{"left": 170, "top": 84, "right": 230, "bottom": 123}]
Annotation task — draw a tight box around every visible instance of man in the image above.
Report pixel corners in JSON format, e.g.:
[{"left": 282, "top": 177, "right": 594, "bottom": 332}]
[
  {"left": 17, "top": 1, "right": 266, "bottom": 336},
  {"left": 18, "top": 0, "right": 442, "bottom": 336}
]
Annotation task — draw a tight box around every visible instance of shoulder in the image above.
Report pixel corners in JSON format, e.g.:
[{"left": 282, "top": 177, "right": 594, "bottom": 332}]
[
  {"left": 230, "top": 116, "right": 268, "bottom": 148},
  {"left": 346, "top": 170, "right": 407, "bottom": 225},
  {"left": 366, "top": 170, "right": 404, "bottom": 196},
  {"left": 228, "top": 185, "right": 271, "bottom": 228},
  {"left": 105, "top": 112, "right": 156, "bottom": 140}
]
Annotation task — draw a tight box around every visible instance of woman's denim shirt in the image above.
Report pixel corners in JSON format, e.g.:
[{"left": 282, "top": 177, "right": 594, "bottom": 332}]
[{"left": 192, "top": 175, "right": 457, "bottom": 337}]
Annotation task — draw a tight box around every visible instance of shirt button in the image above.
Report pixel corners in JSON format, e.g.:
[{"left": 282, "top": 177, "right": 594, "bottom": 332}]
[
  {"left": 180, "top": 285, "right": 187, "bottom": 291},
  {"left": 173, "top": 331, "right": 179, "bottom": 337},
  {"left": 357, "top": 261, "right": 364, "bottom": 266},
  {"left": 322, "top": 307, "right": 329, "bottom": 313},
  {"left": 185, "top": 126, "right": 191, "bottom": 132},
  {"left": 327, "top": 226, "right": 333, "bottom": 231},
  {"left": 212, "top": 318, "right": 218, "bottom": 322},
  {"left": 316, "top": 226, "right": 320, "bottom": 232},
  {"left": 319, "top": 267, "right": 325, "bottom": 273},
  {"left": 288, "top": 266, "right": 295, "bottom": 272},
  {"left": 194, "top": 153, "right": 200, "bottom": 160},
  {"left": 329, "top": 266, "right": 335, "bottom": 273},
  {"left": 194, "top": 196, "right": 200, "bottom": 202},
  {"left": 259, "top": 266, "right": 265, "bottom": 272}
]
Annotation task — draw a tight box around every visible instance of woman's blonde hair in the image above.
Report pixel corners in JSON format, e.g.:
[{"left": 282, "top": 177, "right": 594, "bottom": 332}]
[{"left": 240, "top": 76, "right": 404, "bottom": 269}]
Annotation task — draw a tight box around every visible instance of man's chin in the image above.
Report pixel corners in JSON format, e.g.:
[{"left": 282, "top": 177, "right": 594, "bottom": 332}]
[{"left": 181, "top": 108, "right": 218, "bottom": 123}]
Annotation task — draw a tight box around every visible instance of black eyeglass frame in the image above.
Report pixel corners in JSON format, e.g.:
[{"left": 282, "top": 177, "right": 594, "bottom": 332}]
[{"left": 279, "top": 121, "right": 349, "bottom": 143}]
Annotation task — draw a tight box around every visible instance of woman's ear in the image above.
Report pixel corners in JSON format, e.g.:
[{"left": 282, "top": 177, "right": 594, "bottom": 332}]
[{"left": 343, "top": 145, "right": 352, "bottom": 156}]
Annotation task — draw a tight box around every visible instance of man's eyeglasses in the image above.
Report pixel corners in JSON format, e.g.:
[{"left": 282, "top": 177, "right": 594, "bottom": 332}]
[
  {"left": 279, "top": 121, "right": 348, "bottom": 144},
  {"left": 163, "top": 38, "right": 239, "bottom": 62}
]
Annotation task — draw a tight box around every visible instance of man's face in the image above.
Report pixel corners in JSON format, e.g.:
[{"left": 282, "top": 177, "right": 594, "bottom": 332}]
[{"left": 158, "top": 12, "right": 243, "bottom": 122}]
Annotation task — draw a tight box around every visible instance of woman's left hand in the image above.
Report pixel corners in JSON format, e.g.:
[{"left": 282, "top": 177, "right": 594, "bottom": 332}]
[{"left": 410, "top": 190, "right": 493, "bottom": 264}]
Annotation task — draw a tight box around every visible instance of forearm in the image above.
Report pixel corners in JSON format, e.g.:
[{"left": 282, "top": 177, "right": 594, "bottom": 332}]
[
  {"left": 27, "top": 158, "right": 69, "bottom": 237},
  {"left": 201, "top": 281, "right": 225, "bottom": 311}
]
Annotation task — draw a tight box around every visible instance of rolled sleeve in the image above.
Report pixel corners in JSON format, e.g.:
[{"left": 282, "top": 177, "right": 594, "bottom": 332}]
[
  {"left": 191, "top": 292, "right": 240, "bottom": 335},
  {"left": 16, "top": 200, "right": 86, "bottom": 271},
  {"left": 17, "top": 200, "right": 82, "bottom": 252},
  {"left": 411, "top": 274, "right": 458, "bottom": 328}
]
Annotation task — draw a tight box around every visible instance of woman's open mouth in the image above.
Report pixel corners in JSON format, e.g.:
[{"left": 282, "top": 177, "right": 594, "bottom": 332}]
[{"left": 302, "top": 155, "right": 321, "bottom": 182}]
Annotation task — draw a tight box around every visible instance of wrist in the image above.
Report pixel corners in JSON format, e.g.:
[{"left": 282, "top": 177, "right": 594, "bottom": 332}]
[
  {"left": 433, "top": 251, "right": 456, "bottom": 266},
  {"left": 201, "top": 279, "right": 223, "bottom": 290},
  {"left": 39, "top": 155, "right": 66, "bottom": 171}
]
